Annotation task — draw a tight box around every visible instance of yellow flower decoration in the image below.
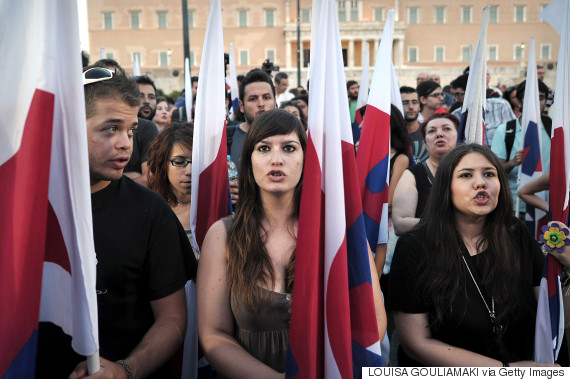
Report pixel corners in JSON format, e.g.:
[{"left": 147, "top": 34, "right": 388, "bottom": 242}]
[{"left": 540, "top": 223, "right": 570, "bottom": 252}]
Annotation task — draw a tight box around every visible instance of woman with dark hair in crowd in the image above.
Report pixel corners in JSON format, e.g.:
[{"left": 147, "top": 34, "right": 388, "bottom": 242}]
[
  {"left": 392, "top": 113, "right": 459, "bottom": 236},
  {"left": 279, "top": 100, "right": 307, "bottom": 130},
  {"left": 503, "top": 86, "right": 522, "bottom": 118},
  {"left": 390, "top": 143, "right": 564, "bottom": 367},
  {"left": 153, "top": 96, "right": 170, "bottom": 131},
  {"left": 196, "top": 109, "right": 385, "bottom": 376},
  {"left": 147, "top": 122, "right": 195, "bottom": 250}
]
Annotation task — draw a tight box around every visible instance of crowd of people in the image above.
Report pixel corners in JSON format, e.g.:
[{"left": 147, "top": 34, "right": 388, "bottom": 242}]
[{"left": 34, "top": 57, "right": 570, "bottom": 378}]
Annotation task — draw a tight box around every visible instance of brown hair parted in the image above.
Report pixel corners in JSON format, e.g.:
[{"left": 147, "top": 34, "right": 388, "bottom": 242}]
[
  {"left": 416, "top": 143, "right": 519, "bottom": 325},
  {"left": 147, "top": 122, "right": 194, "bottom": 205},
  {"left": 227, "top": 109, "right": 307, "bottom": 312},
  {"left": 83, "top": 68, "right": 140, "bottom": 119}
]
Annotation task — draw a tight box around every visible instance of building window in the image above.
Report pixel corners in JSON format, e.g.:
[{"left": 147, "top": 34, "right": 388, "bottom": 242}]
[
  {"left": 159, "top": 51, "right": 170, "bottom": 67},
  {"left": 188, "top": 10, "right": 195, "bottom": 28},
  {"left": 338, "top": 1, "right": 346, "bottom": 22},
  {"left": 132, "top": 52, "right": 142, "bottom": 66},
  {"left": 342, "top": 48, "right": 348, "bottom": 66},
  {"left": 408, "top": 7, "right": 419, "bottom": 25},
  {"left": 435, "top": 46, "right": 445, "bottom": 62},
  {"left": 435, "top": 6, "right": 445, "bottom": 24},
  {"left": 350, "top": 1, "right": 359, "bottom": 21},
  {"left": 461, "top": 46, "right": 470, "bottom": 62},
  {"left": 266, "top": 49, "right": 276, "bottom": 63},
  {"left": 374, "top": 8, "right": 384, "bottom": 22},
  {"left": 103, "top": 12, "right": 113, "bottom": 30},
  {"left": 541, "top": 44, "right": 551, "bottom": 60},
  {"left": 238, "top": 10, "right": 248, "bottom": 27},
  {"left": 190, "top": 51, "right": 196, "bottom": 66},
  {"left": 488, "top": 45, "right": 498, "bottom": 61},
  {"left": 489, "top": 5, "right": 499, "bottom": 23},
  {"left": 408, "top": 46, "right": 418, "bottom": 62},
  {"left": 105, "top": 52, "right": 115, "bottom": 60},
  {"left": 303, "top": 49, "right": 310, "bottom": 67},
  {"left": 301, "top": 9, "right": 311, "bottom": 22},
  {"left": 514, "top": 5, "right": 525, "bottom": 23},
  {"left": 265, "top": 9, "right": 275, "bottom": 27},
  {"left": 461, "top": 6, "right": 472, "bottom": 24},
  {"left": 239, "top": 50, "right": 249, "bottom": 65},
  {"left": 158, "top": 11, "right": 168, "bottom": 29},
  {"left": 130, "top": 11, "right": 140, "bottom": 30},
  {"left": 514, "top": 45, "right": 523, "bottom": 61}
]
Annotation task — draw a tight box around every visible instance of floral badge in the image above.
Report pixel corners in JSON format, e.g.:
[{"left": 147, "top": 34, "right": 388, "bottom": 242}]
[{"left": 539, "top": 223, "right": 570, "bottom": 252}]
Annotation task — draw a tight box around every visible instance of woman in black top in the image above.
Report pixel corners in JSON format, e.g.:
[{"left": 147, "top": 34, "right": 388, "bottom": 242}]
[
  {"left": 390, "top": 143, "right": 564, "bottom": 366},
  {"left": 392, "top": 113, "right": 459, "bottom": 235}
]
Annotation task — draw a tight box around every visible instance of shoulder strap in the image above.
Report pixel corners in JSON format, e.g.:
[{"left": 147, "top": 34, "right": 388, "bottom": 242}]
[
  {"left": 226, "top": 122, "right": 239, "bottom": 152},
  {"left": 505, "top": 119, "right": 517, "bottom": 160},
  {"left": 421, "top": 161, "right": 435, "bottom": 185}
]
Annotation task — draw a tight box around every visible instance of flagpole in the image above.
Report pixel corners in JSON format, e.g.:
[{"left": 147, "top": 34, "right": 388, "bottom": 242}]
[{"left": 87, "top": 352, "right": 100, "bottom": 375}]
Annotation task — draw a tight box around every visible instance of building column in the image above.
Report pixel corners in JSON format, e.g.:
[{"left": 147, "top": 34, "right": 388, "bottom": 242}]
[
  {"left": 395, "top": 39, "right": 404, "bottom": 67},
  {"left": 286, "top": 38, "right": 292, "bottom": 69},
  {"left": 361, "top": 39, "right": 368, "bottom": 67},
  {"left": 299, "top": 40, "right": 304, "bottom": 68},
  {"left": 348, "top": 39, "right": 355, "bottom": 67},
  {"left": 374, "top": 39, "right": 380, "bottom": 59}
]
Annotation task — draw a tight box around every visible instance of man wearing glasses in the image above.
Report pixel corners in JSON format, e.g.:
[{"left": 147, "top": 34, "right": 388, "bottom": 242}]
[
  {"left": 400, "top": 86, "right": 428, "bottom": 163},
  {"left": 38, "top": 67, "right": 196, "bottom": 379},
  {"left": 416, "top": 80, "right": 444, "bottom": 123}
]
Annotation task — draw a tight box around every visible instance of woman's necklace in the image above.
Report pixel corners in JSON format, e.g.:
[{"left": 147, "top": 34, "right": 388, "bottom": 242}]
[
  {"left": 461, "top": 254, "right": 503, "bottom": 335},
  {"left": 176, "top": 199, "right": 191, "bottom": 206}
]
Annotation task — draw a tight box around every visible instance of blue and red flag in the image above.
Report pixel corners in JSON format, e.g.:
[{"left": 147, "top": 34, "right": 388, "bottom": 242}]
[
  {"left": 457, "top": 5, "right": 488, "bottom": 145},
  {"left": 352, "top": 42, "right": 369, "bottom": 143},
  {"left": 355, "top": 9, "right": 395, "bottom": 250},
  {"left": 1, "top": 0, "right": 99, "bottom": 376},
  {"left": 517, "top": 37, "right": 548, "bottom": 235},
  {"left": 535, "top": 0, "right": 569, "bottom": 364},
  {"left": 286, "top": 1, "right": 383, "bottom": 377}
]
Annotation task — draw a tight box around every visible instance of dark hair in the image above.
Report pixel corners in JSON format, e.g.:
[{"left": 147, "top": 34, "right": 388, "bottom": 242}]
[
  {"left": 515, "top": 79, "right": 550, "bottom": 105},
  {"left": 416, "top": 143, "right": 519, "bottom": 325},
  {"left": 416, "top": 80, "right": 441, "bottom": 99},
  {"left": 191, "top": 76, "right": 199, "bottom": 85},
  {"left": 239, "top": 69, "right": 275, "bottom": 102},
  {"left": 147, "top": 122, "right": 194, "bottom": 205},
  {"left": 275, "top": 72, "right": 288, "bottom": 84},
  {"left": 83, "top": 68, "right": 140, "bottom": 119},
  {"left": 90, "top": 59, "right": 126, "bottom": 75},
  {"left": 503, "top": 85, "right": 520, "bottom": 111},
  {"left": 294, "top": 94, "right": 309, "bottom": 106},
  {"left": 400, "top": 86, "right": 416, "bottom": 95},
  {"left": 450, "top": 74, "right": 469, "bottom": 91},
  {"left": 155, "top": 96, "right": 167, "bottom": 105},
  {"left": 420, "top": 113, "right": 460, "bottom": 139},
  {"left": 227, "top": 110, "right": 307, "bottom": 312},
  {"left": 390, "top": 105, "right": 410, "bottom": 156},
  {"left": 347, "top": 80, "right": 358, "bottom": 90},
  {"left": 279, "top": 101, "right": 307, "bottom": 130},
  {"left": 135, "top": 75, "right": 157, "bottom": 96}
]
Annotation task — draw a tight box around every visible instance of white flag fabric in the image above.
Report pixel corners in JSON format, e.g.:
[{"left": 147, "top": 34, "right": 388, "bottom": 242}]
[
  {"left": 227, "top": 43, "right": 240, "bottom": 116},
  {"left": 185, "top": 58, "right": 192, "bottom": 121},
  {"left": 458, "top": 5, "right": 489, "bottom": 144},
  {"left": 0, "top": 0, "right": 98, "bottom": 376}
]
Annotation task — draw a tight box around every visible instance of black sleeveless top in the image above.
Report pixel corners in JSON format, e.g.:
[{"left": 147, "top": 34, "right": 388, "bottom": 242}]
[{"left": 407, "top": 162, "right": 434, "bottom": 218}]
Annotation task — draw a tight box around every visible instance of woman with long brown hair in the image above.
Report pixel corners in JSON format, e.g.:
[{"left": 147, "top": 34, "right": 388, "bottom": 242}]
[{"left": 197, "top": 109, "right": 385, "bottom": 376}]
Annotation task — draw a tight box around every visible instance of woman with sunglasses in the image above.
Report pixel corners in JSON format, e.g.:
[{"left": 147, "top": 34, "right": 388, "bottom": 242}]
[{"left": 148, "top": 122, "right": 195, "bottom": 253}]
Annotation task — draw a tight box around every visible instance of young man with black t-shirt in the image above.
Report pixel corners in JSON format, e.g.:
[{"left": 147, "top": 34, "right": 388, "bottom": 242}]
[{"left": 37, "top": 68, "right": 196, "bottom": 379}]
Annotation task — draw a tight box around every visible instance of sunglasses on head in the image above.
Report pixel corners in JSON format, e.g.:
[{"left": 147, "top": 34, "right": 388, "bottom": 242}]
[{"left": 83, "top": 67, "right": 114, "bottom": 86}]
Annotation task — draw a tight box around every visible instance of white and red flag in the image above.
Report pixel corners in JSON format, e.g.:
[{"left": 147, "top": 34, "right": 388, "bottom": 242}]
[
  {"left": 517, "top": 38, "right": 547, "bottom": 235},
  {"left": 535, "top": 0, "right": 569, "bottom": 364},
  {"left": 190, "top": 0, "right": 229, "bottom": 251},
  {"left": 286, "top": 0, "right": 383, "bottom": 377},
  {"left": 356, "top": 9, "right": 395, "bottom": 250},
  {"left": 457, "top": 5, "right": 488, "bottom": 145},
  {"left": 0, "top": 0, "right": 99, "bottom": 377}
]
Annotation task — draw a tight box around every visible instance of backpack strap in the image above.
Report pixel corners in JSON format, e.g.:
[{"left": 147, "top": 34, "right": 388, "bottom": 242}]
[
  {"left": 226, "top": 121, "right": 239, "bottom": 153},
  {"left": 541, "top": 115, "right": 552, "bottom": 137},
  {"left": 505, "top": 119, "right": 517, "bottom": 160}
]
